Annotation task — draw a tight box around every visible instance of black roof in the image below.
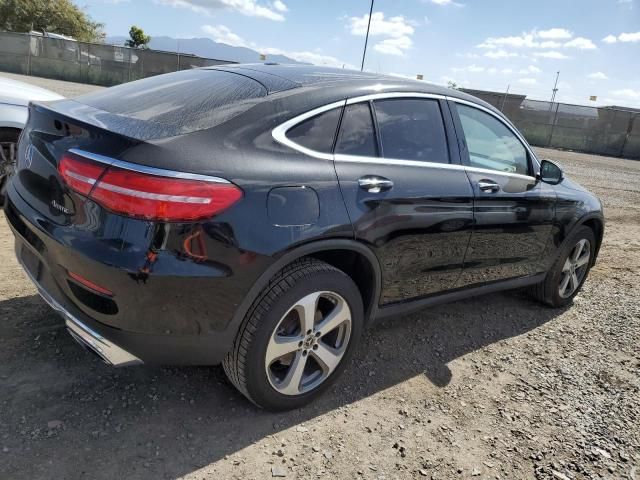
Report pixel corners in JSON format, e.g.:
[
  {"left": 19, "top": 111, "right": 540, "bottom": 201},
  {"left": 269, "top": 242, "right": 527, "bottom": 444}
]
[{"left": 207, "top": 63, "right": 488, "bottom": 108}]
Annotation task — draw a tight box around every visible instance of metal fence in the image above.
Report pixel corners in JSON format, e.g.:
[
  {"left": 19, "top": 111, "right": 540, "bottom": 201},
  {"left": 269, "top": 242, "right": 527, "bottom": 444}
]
[
  {"left": 0, "top": 31, "right": 233, "bottom": 86},
  {"left": 1, "top": 32, "right": 639, "bottom": 160},
  {"left": 464, "top": 89, "right": 640, "bottom": 160}
]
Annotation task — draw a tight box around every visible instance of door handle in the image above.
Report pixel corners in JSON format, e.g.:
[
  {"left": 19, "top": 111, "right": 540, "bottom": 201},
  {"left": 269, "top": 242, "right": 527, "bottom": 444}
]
[
  {"left": 358, "top": 176, "right": 394, "bottom": 193},
  {"left": 478, "top": 180, "right": 500, "bottom": 193}
]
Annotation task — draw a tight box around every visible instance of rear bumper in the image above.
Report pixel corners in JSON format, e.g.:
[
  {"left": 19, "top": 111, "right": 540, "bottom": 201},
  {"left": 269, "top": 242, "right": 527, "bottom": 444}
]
[
  {"left": 19, "top": 253, "right": 142, "bottom": 367},
  {"left": 4, "top": 183, "right": 246, "bottom": 366}
]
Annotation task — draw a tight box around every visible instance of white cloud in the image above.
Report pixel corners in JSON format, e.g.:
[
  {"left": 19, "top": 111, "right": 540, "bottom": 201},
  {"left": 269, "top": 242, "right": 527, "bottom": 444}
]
[
  {"left": 564, "top": 37, "right": 597, "bottom": 49},
  {"left": 619, "top": 31, "right": 640, "bottom": 42},
  {"left": 348, "top": 12, "right": 415, "bottom": 56},
  {"left": 484, "top": 49, "right": 518, "bottom": 59},
  {"left": 478, "top": 32, "right": 539, "bottom": 49},
  {"left": 519, "top": 64, "right": 541, "bottom": 74},
  {"left": 477, "top": 29, "right": 596, "bottom": 54},
  {"left": 374, "top": 36, "right": 413, "bottom": 56},
  {"left": 539, "top": 40, "right": 562, "bottom": 48},
  {"left": 429, "top": 0, "right": 464, "bottom": 5},
  {"left": 201, "top": 24, "right": 247, "bottom": 47},
  {"left": 348, "top": 12, "right": 414, "bottom": 38},
  {"left": 533, "top": 51, "right": 570, "bottom": 59},
  {"left": 538, "top": 28, "right": 573, "bottom": 40},
  {"left": 260, "top": 47, "right": 350, "bottom": 67},
  {"left": 201, "top": 24, "right": 350, "bottom": 67},
  {"left": 452, "top": 64, "right": 485, "bottom": 73},
  {"left": 588, "top": 72, "right": 608, "bottom": 80},
  {"left": 610, "top": 88, "right": 640, "bottom": 99},
  {"left": 501, "top": 68, "right": 513, "bottom": 74},
  {"left": 271, "top": 0, "right": 287, "bottom": 12},
  {"left": 602, "top": 31, "right": 640, "bottom": 43},
  {"left": 517, "top": 78, "right": 538, "bottom": 85},
  {"left": 157, "top": 0, "right": 285, "bottom": 21},
  {"left": 538, "top": 28, "right": 573, "bottom": 39}
]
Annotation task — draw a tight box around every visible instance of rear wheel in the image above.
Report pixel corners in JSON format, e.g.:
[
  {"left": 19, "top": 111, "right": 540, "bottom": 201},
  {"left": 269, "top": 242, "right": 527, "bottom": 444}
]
[
  {"left": 0, "top": 128, "right": 21, "bottom": 205},
  {"left": 531, "top": 226, "right": 596, "bottom": 307},
  {"left": 223, "top": 258, "right": 363, "bottom": 410}
]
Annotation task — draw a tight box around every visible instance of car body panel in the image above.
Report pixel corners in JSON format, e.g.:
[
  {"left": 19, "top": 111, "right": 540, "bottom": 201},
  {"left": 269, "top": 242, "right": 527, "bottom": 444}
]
[
  {"left": 4, "top": 64, "right": 604, "bottom": 366},
  {"left": 0, "top": 76, "right": 63, "bottom": 129}
]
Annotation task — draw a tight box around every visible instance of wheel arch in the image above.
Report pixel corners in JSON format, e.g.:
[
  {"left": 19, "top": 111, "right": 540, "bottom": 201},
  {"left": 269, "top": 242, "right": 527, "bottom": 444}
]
[
  {"left": 226, "top": 239, "right": 382, "bottom": 345},
  {"left": 564, "top": 213, "right": 605, "bottom": 260}
]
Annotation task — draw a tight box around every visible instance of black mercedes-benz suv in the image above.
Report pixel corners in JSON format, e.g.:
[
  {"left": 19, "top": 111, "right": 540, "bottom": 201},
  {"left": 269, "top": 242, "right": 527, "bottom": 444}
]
[{"left": 5, "top": 64, "right": 604, "bottom": 410}]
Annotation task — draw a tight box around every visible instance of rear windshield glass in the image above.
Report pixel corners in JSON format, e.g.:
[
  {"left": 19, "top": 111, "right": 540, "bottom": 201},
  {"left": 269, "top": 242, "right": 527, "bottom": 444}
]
[{"left": 73, "top": 69, "right": 267, "bottom": 136}]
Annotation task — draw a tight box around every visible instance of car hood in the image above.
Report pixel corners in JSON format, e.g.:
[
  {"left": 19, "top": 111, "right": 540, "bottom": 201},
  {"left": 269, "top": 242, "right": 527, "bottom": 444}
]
[{"left": 0, "top": 77, "right": 64, "bottom": 106}]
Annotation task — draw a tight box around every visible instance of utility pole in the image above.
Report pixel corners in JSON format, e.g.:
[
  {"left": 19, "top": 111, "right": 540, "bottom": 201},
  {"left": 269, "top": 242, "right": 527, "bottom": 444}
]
[
  {"left": 360, "top": 0, "right": 375, "bottom": 72},
  {"left": 550, "top": 71, "right": 560, "bottom": 103}
]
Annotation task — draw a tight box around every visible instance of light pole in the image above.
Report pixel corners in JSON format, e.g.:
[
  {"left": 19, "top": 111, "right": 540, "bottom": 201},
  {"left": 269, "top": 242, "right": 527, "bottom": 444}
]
[
  {"left": 360, "top": 0, "right": 375, "bottom": 71},
  {"left": 550, "top": 71, "right": 560, "bottom": 103}
]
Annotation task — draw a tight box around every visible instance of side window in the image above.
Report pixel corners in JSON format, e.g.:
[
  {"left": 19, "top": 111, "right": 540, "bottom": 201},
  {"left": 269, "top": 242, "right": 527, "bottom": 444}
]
[
  {"left": 456, "top": 104, "right": 530, "bottom": 175},
  {"left": 373, "top": 98, "right": 449, "bottom": 163},
  {"left": 286, "top": 108, "right": 342, "bottom": 154},
  {"left": 335, "top": 103, "right": 378, "bottom": 157}
]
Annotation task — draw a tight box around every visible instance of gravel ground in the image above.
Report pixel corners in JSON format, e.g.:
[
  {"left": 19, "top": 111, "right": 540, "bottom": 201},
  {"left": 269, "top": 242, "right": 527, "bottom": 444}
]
[
  {"left": 0, "top": 125, "right": 638, "bottom": 479},
  {"left": 0, "top": 72, "right": 103, "bottom": 97}
]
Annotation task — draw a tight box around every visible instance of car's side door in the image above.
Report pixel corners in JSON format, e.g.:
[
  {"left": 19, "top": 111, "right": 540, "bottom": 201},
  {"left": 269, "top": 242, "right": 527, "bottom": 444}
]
[
  {"left": 333, "top": 94, "right": 474, "bottom": 305},
  {"left": 449, "top": 99, "right": 557, "bottom": 286}
]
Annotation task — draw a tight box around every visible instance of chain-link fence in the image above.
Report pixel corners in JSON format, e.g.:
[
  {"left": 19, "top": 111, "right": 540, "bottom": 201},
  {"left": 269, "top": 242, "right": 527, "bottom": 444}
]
[
  {"left": 1, "top": 32, "right": 639, "bottom": 160},
  {"left": 0, "top": 31, "right": 234, "bottom": 87},
  {"left": 463, "top": 89, "right": 640, "bottom": 160}
]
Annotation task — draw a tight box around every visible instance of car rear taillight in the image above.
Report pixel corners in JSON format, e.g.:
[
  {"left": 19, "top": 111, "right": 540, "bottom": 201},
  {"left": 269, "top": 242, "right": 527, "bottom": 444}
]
[{"left": 58, "top": 153, "right": 242, "bottom": 221}]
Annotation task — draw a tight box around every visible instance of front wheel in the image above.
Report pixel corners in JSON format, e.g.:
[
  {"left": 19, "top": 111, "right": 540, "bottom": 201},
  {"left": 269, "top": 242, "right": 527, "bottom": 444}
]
[
  {"left": 223, "top": 258, "right": 364, "bottom": 410},
  {"left": 531, "top": 225, "right": 596, "bottom": 307}
]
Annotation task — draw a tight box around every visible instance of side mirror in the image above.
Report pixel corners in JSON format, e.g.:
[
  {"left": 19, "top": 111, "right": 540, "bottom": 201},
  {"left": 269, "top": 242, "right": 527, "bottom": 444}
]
[{"left": 539, "top": 159, "right": 564, "bottom": 185}]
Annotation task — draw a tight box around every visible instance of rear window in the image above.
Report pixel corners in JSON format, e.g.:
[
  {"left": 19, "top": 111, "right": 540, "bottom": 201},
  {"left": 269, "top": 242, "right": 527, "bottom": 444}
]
[
  {"left": 74, "top": 69, "right": 267, "bottom": 135},
  {"left": 335, "top": 103, "right": 378, "bottom": 157}
]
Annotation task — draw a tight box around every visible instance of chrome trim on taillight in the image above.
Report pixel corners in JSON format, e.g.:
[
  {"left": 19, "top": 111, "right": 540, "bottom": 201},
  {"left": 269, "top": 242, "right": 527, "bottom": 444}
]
[{"left": 67, "top": 148, "right": 231, "bottom": 184}]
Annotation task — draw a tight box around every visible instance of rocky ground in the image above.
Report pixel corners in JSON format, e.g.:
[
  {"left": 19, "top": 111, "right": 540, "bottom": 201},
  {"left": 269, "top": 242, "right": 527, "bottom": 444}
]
[{"left": 0, "top": 79, "right": 638, "bottom": 479}]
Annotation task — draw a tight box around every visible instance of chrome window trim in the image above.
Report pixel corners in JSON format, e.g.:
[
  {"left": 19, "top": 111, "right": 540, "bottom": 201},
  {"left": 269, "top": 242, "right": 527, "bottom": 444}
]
[
  {"left": 68, "top": 148, "right": 231, "bottom": 184},
  {"left": 333, "top": 154, "right": 536, "bottom": 181},
  {"left": 271, "top": 99, "right": 346, "bottom": 162},
  {"left": 346, "top": 92, "right": 446, "bottom": 105},
  {"left": 446, "top": 96, "right": 541, "bottom": 172},
  {"left": 270, "top": 91, "right": 538, "bottom": 182}
]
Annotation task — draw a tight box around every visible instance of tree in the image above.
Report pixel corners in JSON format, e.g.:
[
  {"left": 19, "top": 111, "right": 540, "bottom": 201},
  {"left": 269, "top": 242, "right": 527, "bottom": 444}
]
[
  {"left": 125, "top": 25, "right": 151, "bottom": 49},
  {"left": 0, "top": 0, "right": 104, "bottom": 42},
  {"left": 447, "top": 80, "right": 460, "bottom": 90}
]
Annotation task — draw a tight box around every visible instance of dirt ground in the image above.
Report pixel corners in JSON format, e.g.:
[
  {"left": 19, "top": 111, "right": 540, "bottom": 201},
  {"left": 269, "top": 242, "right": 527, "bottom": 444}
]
[{"left": 0, "top": 143, "right": 638, "bottom": 479}]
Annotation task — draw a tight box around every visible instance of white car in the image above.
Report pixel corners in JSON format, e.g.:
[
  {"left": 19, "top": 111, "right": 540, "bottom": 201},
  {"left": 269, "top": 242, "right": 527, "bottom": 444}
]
[{"left": 0, "top": 76, "right": 63, "bottom": 201}]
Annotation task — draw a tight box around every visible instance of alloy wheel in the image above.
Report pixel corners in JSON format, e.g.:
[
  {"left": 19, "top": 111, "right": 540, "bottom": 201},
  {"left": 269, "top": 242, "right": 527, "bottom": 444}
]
[
  {"left": 558, "top": 238, "right": 591, "bottom": 298},
  {"left": 265, "top": 291, "right": 352, "bottom": 396}
]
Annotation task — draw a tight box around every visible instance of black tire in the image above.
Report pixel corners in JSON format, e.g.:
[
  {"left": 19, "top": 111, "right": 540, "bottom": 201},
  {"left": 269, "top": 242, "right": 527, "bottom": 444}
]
[
  {"left": 223, "top": 258, "right": 364, "bottom": 410},
  {"left": 0, "top": 127, "right": 21, "bottom": 205},
  {"left": 530, "top": 225, "right": 596, "bottom": 307}
]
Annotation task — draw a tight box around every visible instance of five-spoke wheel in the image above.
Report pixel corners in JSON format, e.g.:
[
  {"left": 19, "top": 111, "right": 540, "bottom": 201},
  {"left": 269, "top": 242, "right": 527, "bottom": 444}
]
[
  {"left": 266, "top": 291, "right": 352, "bottom": 396},
  {"left": 223, "top": 258, "right": 363, "bottom": 410}
]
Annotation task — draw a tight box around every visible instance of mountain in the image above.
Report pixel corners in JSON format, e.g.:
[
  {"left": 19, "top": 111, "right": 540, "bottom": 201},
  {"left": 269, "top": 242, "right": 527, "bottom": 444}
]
[{"left": 105, "top": 35, "right": 304, "bottom": 65}]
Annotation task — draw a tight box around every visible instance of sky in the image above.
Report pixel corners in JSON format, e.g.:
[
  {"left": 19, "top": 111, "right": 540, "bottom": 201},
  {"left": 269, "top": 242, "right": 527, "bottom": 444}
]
[{"left": 81, "top": 0, "right": 640, "bottom": 107}]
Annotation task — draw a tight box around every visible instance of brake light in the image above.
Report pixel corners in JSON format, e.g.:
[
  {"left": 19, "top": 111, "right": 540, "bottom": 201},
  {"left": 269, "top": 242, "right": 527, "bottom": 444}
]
[
  {"left": 59, "top": 155, "right": 107, "bottom": 196},
  {"left": 58, "top": 153, "right": 242, "bottom": 221}
]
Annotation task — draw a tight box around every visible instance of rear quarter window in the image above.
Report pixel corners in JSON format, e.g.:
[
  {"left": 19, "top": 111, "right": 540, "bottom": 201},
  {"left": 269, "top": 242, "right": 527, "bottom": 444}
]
[
  {"left": 73, "top": 69, "right": 267, "bottom": 136},
  {"left": 285, "top": 108, "right": 342, "bottom": 153}
]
